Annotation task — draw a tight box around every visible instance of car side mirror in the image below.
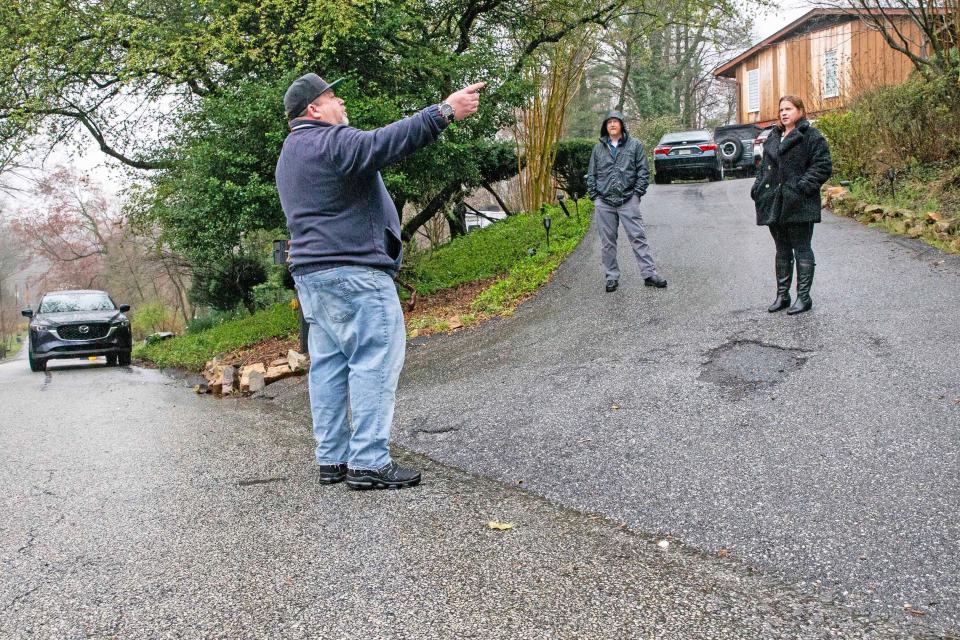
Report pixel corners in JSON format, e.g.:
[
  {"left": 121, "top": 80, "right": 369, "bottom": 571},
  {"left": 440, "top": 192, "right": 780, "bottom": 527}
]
[
  {"left": 119, "top": 304, "right": 130, "bottom": 312},
  {"left": 21, "top": 308, "right": 33, "bottom": 318}
]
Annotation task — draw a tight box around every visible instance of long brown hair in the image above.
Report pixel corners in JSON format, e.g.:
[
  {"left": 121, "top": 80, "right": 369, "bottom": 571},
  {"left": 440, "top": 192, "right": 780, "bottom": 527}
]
[{"left": 776, "top": 95, "right": 806, "bottom": 131}]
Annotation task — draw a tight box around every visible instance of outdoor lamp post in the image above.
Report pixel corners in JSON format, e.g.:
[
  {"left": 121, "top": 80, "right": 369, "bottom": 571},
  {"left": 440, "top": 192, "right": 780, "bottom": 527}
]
[
  {"left": 542, "top": 213, "right": 552, "bottom": 249},
  {"left": 272, "top": 239, "right": 309, "bottom": 354},
  {"left": 557, "top": 192, "right": 572, "bottom": 218}
]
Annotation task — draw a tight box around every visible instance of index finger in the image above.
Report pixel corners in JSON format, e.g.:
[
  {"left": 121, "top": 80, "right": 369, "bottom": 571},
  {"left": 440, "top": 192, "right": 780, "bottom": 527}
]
[{"left": 463, "top": 82, "right": 487, "bottom": 94}]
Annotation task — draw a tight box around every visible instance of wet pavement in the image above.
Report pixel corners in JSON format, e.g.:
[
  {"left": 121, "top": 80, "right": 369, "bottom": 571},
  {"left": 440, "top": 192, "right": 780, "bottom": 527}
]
[
  {"left": 0, "top": 314, "right": 922, "bottom": 637},
  {"left": 1, "top": 177, "right": 957, "bottom": 638},
  {"left": 393, "top": 178, "right": 960, "bottom": 636}
]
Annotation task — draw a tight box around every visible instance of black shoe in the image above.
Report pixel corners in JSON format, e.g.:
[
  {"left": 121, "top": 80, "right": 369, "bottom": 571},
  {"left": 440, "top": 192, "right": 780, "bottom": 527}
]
[
  {"left": 644, "top": 275, "right": 667, "bottom": 288},
  {"left": 346, "top": 461, "right": 422, "bottom": 490},
  {"left": 318, "top": 463, "right": 348, "bottom": 484},
  {"left": 605, "top": 280, "right": 618, "bottom": 292}
]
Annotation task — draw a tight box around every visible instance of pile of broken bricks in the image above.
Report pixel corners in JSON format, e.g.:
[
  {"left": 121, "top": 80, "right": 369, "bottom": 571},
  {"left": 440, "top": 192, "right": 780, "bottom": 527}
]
[{"left": 194, "top": 349, "right": 309, "bottom": 396}]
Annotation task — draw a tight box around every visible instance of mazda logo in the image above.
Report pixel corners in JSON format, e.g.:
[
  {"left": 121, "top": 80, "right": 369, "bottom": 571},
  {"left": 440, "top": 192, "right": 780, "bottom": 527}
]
[{"left": 78, "top": 325, "right": 89, "bottom": 334}]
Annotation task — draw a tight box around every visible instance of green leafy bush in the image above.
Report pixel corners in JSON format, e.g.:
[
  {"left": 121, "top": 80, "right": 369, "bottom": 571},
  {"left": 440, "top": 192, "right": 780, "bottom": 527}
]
[
  {"left": 553, "top": 139, "right": 594, "bottom": 201},
  {"left": 820, "top": 73, "right": 960, "bottom": 183},
  {"left": 130, "top": 300, "right": 180, "bottom": 340},
  {"left": 186, "top": 307, "right": 249, "bottom": 334},
  {"left": 189, "top": 254, "right": 268, "bottom": 313}
]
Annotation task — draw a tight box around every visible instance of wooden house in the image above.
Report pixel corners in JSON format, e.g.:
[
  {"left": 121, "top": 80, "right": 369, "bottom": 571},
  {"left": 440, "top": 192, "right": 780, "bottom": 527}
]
[{"left": 714, "top": 9, "right": 927, "bottom": 126}]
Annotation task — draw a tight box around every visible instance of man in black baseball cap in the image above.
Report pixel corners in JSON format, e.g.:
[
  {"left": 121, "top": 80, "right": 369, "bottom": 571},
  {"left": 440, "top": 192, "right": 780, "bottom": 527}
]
[
  {"left": 276, "top": 72, "right": 485, "bottom": 490},
  {"left": 283, "top": 73, "right": 345, "bottom": 120}
]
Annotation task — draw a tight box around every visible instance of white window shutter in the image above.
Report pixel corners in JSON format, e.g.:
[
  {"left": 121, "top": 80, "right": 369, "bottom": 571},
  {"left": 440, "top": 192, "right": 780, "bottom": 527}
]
[{"left": 747, "top": 69, "right": 760, "bottom": 113}]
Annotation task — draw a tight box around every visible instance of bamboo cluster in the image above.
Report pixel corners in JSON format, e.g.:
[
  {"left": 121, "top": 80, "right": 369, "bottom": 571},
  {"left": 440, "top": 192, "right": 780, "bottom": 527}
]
[{"left": 514, "top": 32, "right": 597, "bottom": 215}]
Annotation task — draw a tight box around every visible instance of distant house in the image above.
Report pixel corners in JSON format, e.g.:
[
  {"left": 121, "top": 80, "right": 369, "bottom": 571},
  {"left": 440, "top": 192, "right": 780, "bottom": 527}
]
[{"left": 714, "top": 8, "right": 928, "bottom": 126}]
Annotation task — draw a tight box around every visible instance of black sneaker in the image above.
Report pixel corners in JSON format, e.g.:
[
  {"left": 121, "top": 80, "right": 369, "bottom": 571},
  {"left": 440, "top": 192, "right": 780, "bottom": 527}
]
[
  {"left": 605, "top": 280, "right": 619, "bottom": 293},
  {"left": 644, "top": 275, "right": 667, "bottom": 288},
  {"left": 346, "top": 462, "right": 422, "bottom": 490},
  {"left": 318, "top": 463, "right": 348, "bottom": 484}
]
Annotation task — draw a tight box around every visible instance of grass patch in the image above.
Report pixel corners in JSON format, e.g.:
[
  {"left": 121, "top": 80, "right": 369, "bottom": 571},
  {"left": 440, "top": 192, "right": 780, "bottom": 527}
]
[
  {"left": 1, "top": 333, "right": 24, "bottom": 360},
  {"left": 844, "top": 173, "right": 942, "bottom": 215},
  {"left": 134, "top": 302, "right": 299, "bottom": 371},
  {"left": 404, "top": 201, "right": 592, "bottom": 295},
  {"left": 138, "top": 200, "right": 593, "bottom": 367}
]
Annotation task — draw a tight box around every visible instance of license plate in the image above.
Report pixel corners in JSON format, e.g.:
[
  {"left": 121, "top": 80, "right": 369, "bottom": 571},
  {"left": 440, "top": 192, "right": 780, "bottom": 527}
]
[{"left": 677, "top": 149, "right": 692, "bottom": 155}]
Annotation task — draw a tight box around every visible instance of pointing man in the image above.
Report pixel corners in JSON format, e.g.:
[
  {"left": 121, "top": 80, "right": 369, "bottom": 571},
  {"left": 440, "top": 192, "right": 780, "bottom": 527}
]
[{"left": 276, "top": 74, "right": 484, "bottom": 489}]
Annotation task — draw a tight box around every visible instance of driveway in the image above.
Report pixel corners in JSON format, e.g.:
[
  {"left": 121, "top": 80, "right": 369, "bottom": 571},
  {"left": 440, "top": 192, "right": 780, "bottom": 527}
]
[
  {"left": 0, "top": 332, "right": 911, "bottom": 637},
  {"left": 395, "top": 177, "right": 960, "bottom": 635}
]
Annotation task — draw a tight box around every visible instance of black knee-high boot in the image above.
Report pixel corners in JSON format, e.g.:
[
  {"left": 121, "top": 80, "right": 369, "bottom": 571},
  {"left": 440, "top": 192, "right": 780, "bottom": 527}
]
[
  {"left": 787, "top": 260, "right": 814, "bottom": 315},
  {"left": 768, "top": 257, "right": 793, "bottom": 312}
]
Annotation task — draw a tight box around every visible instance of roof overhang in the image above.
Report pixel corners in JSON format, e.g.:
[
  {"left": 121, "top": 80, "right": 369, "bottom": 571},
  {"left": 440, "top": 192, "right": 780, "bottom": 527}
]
[{"left": 713, "top": 7, "right": 919, "bottom": 78}]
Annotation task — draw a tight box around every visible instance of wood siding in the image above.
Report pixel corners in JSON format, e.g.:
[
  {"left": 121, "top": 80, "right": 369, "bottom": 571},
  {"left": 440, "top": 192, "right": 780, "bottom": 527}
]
[{"left": 732, "top": 16, "right": 924, "bottom": 124}]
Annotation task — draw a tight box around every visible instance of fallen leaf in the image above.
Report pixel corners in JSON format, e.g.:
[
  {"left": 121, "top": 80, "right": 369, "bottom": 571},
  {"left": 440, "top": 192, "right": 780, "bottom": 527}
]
[
  {"left": 657, "top": 540, "right": 670, "bottom": 549},
  {"left": 717, "top": 548, "right": 730, "bottom": 558},
  {"left": 908, "top": 609, "right": 926, "bottom": 617},
  {"left": 448, "top": 315, "right": 464, "bottom": 330},
  {"left": 488, "top": 520, "right": 514, "bottom": 531},
  {"left": 611, "top": 404, "right": 620, "bottom": 410}
]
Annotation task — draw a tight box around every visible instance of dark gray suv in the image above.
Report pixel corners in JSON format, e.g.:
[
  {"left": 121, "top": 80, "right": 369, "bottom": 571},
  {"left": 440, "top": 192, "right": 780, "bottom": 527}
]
[{"left": 22, "top": 290, "right": 132, "bottom": 372}]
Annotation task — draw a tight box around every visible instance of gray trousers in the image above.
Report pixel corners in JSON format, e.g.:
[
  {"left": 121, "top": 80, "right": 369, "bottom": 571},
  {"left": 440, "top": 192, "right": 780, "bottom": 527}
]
[{"left": 594, "top": 195, "right": 659, "bottom": 281}]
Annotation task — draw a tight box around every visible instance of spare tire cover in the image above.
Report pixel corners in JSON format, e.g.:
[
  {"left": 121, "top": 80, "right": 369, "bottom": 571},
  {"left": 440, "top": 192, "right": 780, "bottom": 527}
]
[{"left": 717, "top": 137, "right": 742, "bottom": 162}]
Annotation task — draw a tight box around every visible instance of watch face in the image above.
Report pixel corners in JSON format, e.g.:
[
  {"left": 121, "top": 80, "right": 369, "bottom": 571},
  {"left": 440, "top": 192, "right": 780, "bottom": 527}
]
[{"left": 440, "top": 103, "right": 454, "bottom": 120}]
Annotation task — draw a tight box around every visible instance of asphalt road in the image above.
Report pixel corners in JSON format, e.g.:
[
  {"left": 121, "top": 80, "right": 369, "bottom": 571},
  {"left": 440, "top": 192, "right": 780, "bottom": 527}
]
[
  {"left": 0, "top": 300, "right": 920, "bottom": 637},
  {"left": 394, "top": 177, "right": 960, "bottom": 635},
  {"left": 2, "top": 177, "right": 956, "bottom": 638}
]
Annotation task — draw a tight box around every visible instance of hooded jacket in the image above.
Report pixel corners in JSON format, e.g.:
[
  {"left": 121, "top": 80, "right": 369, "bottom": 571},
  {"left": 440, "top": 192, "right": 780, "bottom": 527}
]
[
  {"left": 750, "top": 118, "right": 833, "bottom": 226},
  {"left": 586, "top": 111, "right": 650, "bottom": 207},
  {"left": 276, "top": 105, "right": 448, "bottom": 275}
]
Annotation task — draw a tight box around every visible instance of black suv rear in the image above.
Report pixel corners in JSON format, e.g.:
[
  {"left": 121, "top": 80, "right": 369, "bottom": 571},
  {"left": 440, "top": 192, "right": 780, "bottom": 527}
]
[
  {"left": 713, "top": 123, "right": 761, "bottom": 177},
  {"left": 22, "top": 290, "right": 132, "bottom": 372}
]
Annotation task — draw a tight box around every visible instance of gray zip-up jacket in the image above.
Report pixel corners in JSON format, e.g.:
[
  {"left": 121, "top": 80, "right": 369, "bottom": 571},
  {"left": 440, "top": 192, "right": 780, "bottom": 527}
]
[
  {"left": 276, "top": 105, "right": 448, "bottom": 275},
  {"left": 585, "top": 111, "right": 649, "bottom": 207}
]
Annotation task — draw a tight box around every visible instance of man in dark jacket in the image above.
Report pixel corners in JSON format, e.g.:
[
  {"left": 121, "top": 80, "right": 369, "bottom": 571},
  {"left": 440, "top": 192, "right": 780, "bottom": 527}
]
[
  {"left": 276, "top": 73, "right": 483, "bottom": 489},
  {"left": 586, "top": 111, "right": 667, "bottom": 293}
]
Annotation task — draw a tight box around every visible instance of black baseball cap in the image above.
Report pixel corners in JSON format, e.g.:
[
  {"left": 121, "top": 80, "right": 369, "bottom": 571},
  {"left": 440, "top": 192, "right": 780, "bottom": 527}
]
[{"left": 283, "top": 73, "right": 345, "bottom": 120}]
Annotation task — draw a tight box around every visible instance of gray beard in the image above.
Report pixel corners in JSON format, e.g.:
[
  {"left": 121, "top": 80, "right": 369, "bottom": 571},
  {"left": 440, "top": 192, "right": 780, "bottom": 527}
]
[{"left": 341, "top": 115, "right": 350, "bottom": 126}]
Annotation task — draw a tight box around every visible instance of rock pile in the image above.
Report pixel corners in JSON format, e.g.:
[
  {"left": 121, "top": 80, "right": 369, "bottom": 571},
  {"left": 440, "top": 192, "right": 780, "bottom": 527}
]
[{"left": 194, "top": 349, "right": 309, "bottom": 396}]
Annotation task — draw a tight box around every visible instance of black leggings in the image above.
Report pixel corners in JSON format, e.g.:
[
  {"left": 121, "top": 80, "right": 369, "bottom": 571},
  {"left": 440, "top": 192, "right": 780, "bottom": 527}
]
[{"left": 769, "top": 222, "right": 815, "bottom": 263}]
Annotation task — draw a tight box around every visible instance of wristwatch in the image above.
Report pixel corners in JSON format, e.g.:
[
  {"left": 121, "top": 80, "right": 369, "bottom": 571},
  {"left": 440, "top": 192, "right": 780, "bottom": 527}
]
[{"left": 438, "top": 101, "right": 455, "bottom": 123}]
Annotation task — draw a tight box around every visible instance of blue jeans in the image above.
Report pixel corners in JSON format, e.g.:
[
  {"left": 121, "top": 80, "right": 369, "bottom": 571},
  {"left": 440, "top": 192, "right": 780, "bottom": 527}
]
[{"left": 294, "top": 266, "right": 405, "bottom": 470}]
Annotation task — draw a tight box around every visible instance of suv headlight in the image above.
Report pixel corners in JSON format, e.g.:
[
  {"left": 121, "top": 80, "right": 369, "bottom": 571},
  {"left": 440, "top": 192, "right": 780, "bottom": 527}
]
[
  {"left": 32, "top": 322, "right": 55, "bottom": 332},
  {"left": 113, "top": 318, "right": 130, "bottom": 328}
]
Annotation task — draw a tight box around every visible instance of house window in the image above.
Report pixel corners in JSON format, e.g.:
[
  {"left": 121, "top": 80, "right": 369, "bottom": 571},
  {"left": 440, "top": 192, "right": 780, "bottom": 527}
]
[
  {"left": 823, "top": 49, "right": 839, "bottom": 98},
  {"left": 747, "top": 69, "right": 760, "bottom": 113}
]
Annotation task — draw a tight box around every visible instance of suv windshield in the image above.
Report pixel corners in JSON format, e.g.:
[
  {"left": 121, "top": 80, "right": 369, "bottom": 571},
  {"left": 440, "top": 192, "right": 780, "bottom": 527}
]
[{"left": 39, "top": 292, "right": 115, "bottom": 313}]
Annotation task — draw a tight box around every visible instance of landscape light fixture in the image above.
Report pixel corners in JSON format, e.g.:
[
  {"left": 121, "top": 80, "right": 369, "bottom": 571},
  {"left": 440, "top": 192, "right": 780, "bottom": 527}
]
[
  {"left": 557, "top": 192, "right": 573, "bottom": 218},
  {"left": 542, "top": 213, "right": 552, "bottom": 248},
  {"left": 272, "top": 239, "right": 288, "bottom": 266},
  {"left": 885, "top": 167, "right": 897, "bottom": 198}
]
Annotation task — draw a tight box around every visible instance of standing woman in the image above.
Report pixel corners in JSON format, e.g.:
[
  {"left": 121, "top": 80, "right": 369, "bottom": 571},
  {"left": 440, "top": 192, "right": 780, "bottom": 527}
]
[{"left": 751, "top": 95, "right": 832, "bottom": 314}]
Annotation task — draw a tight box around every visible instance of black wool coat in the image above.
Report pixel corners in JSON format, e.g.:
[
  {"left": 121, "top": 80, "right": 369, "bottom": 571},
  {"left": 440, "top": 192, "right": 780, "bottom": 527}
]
[{"left": 750, "top": 119, "right": 833, "bottom": 226}]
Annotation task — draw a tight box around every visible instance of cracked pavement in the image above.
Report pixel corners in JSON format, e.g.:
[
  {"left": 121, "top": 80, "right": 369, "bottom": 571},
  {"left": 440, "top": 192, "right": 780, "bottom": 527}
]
[
  {"left": 1, "top": 177, "right": 957, "bottom": 638},
  {"left": 394, "top": 178, "right": 960, "bottom": 636}
]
